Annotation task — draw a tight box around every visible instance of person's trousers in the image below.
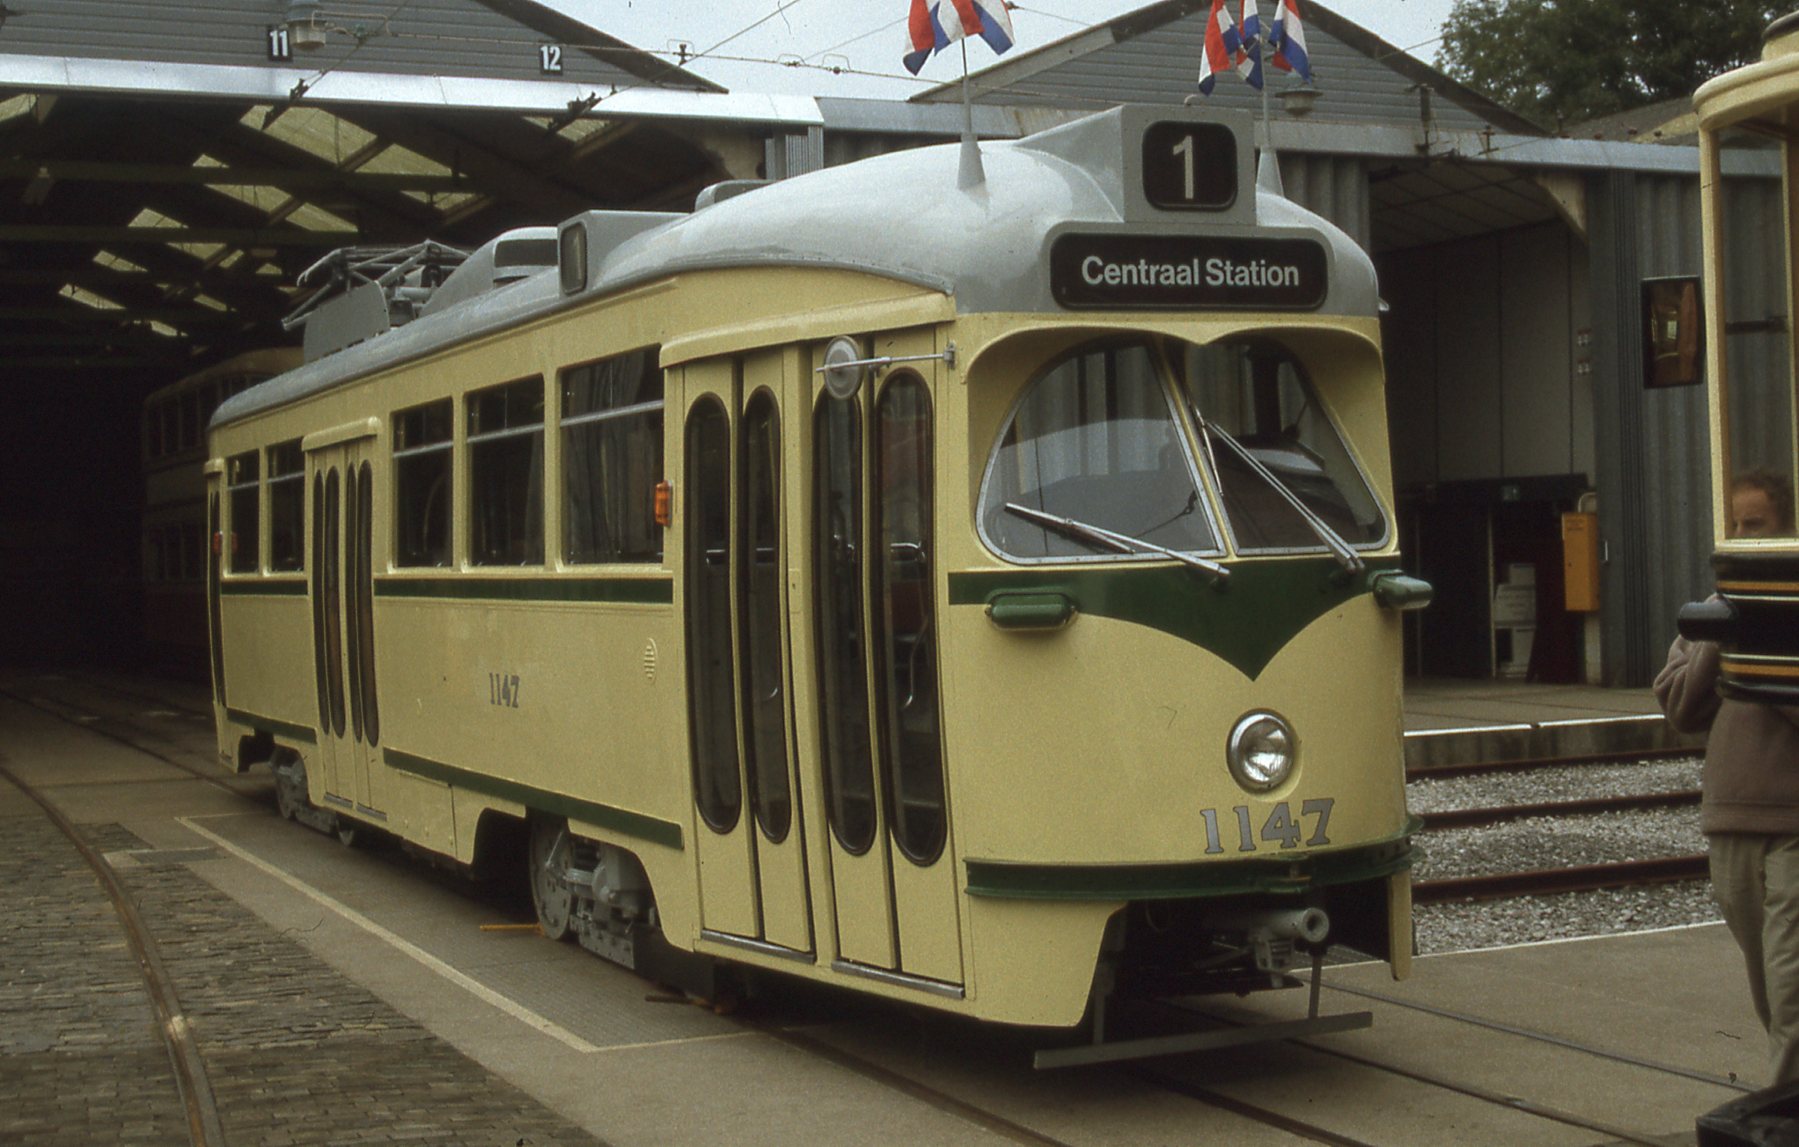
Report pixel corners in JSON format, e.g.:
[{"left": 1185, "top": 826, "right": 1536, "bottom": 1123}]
[{"left": 1711, "top": 832, "right": 1799, "bottom": 1083}]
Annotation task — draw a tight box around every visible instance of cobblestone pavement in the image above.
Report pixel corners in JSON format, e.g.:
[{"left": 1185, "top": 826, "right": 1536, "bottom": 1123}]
[{"left": 0, "top": 815, "right": 606, "bottom": 1147}]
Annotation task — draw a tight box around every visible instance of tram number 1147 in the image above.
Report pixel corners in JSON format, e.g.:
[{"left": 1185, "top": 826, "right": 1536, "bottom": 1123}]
[{"left": 1200, "top": 798, "right": 1334, "bottom": 853}]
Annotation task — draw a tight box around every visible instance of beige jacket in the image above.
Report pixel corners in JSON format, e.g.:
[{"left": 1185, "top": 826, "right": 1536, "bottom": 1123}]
[{"left": 1655, "top": 635, "right": 1799, "bottom": 835}]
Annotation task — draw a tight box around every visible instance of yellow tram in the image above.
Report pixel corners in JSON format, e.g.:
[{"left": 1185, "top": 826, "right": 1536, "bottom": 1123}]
[
  {"left": 142, "top": 348, "right": 301, "bottom": 676},
  {"left": 206, "top": 105, "right": 1423, "bottom": 1063},
  {"left": 1683, "top": 14, "right": 1799, "bottom": 699}
]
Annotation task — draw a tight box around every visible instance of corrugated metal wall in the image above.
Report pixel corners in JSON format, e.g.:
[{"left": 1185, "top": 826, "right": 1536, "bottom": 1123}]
[
  {"left": 1373, "top": 218, "right": 1583, "bottom": 489},
  {"left": 1277, "top": 152, "right": 1370, "bottom": 252},
  {"left": 1630, "top": 174, "right": 1713, "bottom": 669}
]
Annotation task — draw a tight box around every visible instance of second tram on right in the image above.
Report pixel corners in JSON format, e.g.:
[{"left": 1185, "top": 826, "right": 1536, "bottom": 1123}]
[{"left": 1683, "top": 13, "right": 1799, "bottom": 698}]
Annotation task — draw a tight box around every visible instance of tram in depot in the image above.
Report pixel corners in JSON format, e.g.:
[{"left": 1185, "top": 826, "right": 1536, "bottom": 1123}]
[
  {"left": 1681, "top": 13, "right": 1799, "bottom": 699},
  {"left": 205, "top": 104, "right": 1428, "bottom": 1063},
  {"left": 143, "top": 348, "right": 302, "bottom": 676}
]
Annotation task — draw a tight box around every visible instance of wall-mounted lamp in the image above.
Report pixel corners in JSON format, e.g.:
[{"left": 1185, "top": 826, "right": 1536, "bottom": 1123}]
[
  {"left": 286, "top": 0, "right": 327, "bottom": 51},
  {"left": 1278, "top": 87, "right": 1320, "bottom": 117}
]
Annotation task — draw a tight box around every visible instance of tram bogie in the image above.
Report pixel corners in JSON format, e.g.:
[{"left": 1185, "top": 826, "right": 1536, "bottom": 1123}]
[{"left": 206, "top": 103, "right": 1419, "bottom": 1056}]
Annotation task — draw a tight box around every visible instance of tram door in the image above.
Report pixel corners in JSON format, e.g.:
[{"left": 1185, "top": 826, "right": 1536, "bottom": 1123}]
[
  {"left": 306, "top": 432, "right": 384, "bottom": 818},
  {"left": 682, "top": 352, "right": 814, "bottom": 953},
  {"left": 811, "top": 335, "right": 963, "bottom": 986}
]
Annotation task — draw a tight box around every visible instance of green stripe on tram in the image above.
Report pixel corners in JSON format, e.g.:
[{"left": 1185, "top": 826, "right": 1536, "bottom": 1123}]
[
  {"left": 220, "top": 578, "right": 308, "bottom": 596},
  {"left": 965, "top": 831, "right": 1415, "bottom": 900},
  {"left": 948, "top": 556, "right": 1399, "bottom": 680},
  {"left": 375, "top": 576, "right": 673, "bottom": 605},
  {"left": 383, "top": 747, "right": 685, "bottom": 851}
]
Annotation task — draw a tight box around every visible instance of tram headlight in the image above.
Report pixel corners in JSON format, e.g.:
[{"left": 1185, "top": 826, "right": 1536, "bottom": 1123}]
[{"left": 1227, "top": 711, "right": 1297, "bottom": 792}]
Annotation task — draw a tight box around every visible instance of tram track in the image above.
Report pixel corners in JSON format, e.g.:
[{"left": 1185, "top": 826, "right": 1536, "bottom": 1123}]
[
  {"left": 14, "top": 673, "right": 1371, "bottom": 1147},
  {"left": 1408, "top": 747, "right": 1710, "bottom": 910},
  {"left": 1149, "top": 975, "right": 1747, "bottom": 1147},
  {"left": 1413, "top": 854, "right": 1711, "bottom": 905},
  {"left": 1416, "top": 787, "right": 1701, "bottom": 831},
  {"left": 1404, "top": 744, "right": 1699, "bottom": 782},
  {"left": 0, "top": 670, "right": 1738, "bottom": 1145},
  {"left": 0, "top": 756, "right": 226, "bottom": 1147}
]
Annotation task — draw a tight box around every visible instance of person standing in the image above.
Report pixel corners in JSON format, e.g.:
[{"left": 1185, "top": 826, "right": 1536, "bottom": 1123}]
[{"left": 1656, "top": 468, "right": 1799, "bottom": 1082}]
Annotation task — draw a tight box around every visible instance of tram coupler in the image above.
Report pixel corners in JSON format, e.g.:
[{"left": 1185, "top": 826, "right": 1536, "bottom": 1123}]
[{"left": 1034, "top": 939, "right": 1368, "bottom": 1069}]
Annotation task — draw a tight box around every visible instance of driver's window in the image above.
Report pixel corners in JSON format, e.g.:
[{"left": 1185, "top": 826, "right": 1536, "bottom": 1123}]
[
  {"left": 1180, "top": 341, "right": 1385, "bottom": 552},
  {"left": 979, "top": 342, "right": 1216, "bottom": 562}
]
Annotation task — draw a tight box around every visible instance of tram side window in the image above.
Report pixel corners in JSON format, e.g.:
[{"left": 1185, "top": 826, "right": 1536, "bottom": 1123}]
[
  {"left": 469, "top": 378, "right": 545, "bottom": 566},
  {"left": 181, "top": 522, "right": 203, "bottom": 582},
  {"left": 979, "top": 341, "right": 1217, "bottom": 562},
  {"left": 394, "top": 399, "right": 453, "bottom": 567},
  {"left": 561, "top": 347, "right": 664, "bottom": 564},
  {"left": 267, "top": 439, "right": 305, "bottom": 572},
  {"left": 226, "top": 451, "right": 260, "bottom": 573},
  {"left": 178, "top": 389, "right": 201, "bottom": 453},
  {"left": 143, "top": 401, "right": 163, "bottom": 462},
  {"left": 1717, "top": 171, "right": 1798, "bottom": 536},
  {"left": 1177, "top": 340, "right": 1385, "bottom": 552},
  {"left": 159, "top": 400, "right": 178, "bottom": 460}
]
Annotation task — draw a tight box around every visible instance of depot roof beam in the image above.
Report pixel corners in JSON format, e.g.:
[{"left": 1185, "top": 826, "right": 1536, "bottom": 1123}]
[{"left": 0, "top": 158, "right": 475, "bottom": 195}]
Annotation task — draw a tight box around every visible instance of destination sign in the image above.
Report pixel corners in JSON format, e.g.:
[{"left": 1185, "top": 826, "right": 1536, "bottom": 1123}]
[
  {"left": 1049, "top": 234, "right": 1328, "bottom": 311},
  {"left": 1140, "top": 121, "right": 1238, "bottom": 211}
]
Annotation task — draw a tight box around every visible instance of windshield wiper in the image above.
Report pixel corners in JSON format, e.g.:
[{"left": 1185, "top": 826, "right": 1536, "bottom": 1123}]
[
  {"left": 1004, "top": 502, "right": 1229, "bottom": 582},
  {"left": 1189, "top": 408, "right": 1364, "bottom": 574}
]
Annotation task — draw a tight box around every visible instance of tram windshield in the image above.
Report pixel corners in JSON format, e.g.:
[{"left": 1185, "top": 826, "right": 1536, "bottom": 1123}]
[{"left": 979, "top": 337, "right": 1384, "bottom": 563}]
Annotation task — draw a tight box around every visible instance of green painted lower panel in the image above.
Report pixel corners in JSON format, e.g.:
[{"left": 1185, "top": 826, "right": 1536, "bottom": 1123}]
[
  {"left": 226, "top": 707, "right": 317, "bottom": 744},
  {"left": 383, "top": 747, "right": 685, "bottom": 851},
  {"left": 375, "top": 576, "right": 673, "bottom": 605},
  {"left": 220, "top": 578, "right": 308, "bottom": 597},
  {"left": 965, "top": 826, "right": 1416, "bottom": 900},
  {"left": 948, "top": 557, "right": 1401, "bottom": 679}
]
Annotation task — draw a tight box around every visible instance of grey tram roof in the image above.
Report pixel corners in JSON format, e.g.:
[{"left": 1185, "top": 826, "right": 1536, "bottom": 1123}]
[{"left": 213, "top": 106, "right": 1375, "bottom": 430}]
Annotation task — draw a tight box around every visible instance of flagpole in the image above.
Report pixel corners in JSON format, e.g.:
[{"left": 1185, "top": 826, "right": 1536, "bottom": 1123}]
[{"left": 958, "top": 37, "right": 985, "bottom": 189}]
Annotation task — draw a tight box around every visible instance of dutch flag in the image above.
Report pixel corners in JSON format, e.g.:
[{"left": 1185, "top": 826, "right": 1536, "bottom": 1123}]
[
  {"left": 1196, "top": 0, "right": 1240, "bottom": 94},
  {"left": 1268, "top": 0, "right": 1312, "bottom": 82},
  {"left": 1236, "top": 0, "right": 1263, "bottom": 90},
  {"left": 904, "top": 0, "right": 1016, "bottom": 75}
]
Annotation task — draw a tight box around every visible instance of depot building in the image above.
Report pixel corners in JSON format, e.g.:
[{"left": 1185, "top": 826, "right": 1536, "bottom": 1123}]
[{"left": 0, "top": 0, "right": 1744, "bottom": 691}]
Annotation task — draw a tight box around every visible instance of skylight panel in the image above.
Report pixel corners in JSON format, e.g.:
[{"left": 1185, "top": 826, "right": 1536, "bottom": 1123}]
[
  {"left": 62, "top": 285, "right": 124, "bottom": 311},
  {"left": 240, "top": 105, "right": 377, "bottom": 163}
]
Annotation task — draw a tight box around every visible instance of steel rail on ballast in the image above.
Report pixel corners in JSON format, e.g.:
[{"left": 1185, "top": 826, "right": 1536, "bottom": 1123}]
[
  {"left": 1416, "top": 789, "right": 1703, "bottom": 832},
  {"left": 1412, "top": 855, "right": 1710, "bottom": 905}
]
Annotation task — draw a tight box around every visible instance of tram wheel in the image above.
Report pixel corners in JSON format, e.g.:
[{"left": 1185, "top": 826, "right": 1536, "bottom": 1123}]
[
  {"left": 273, "top": 755, "right": 308, "bottom": 821},
  {"left": 529, "top": 817, "right": 574, "bottom": 942}
]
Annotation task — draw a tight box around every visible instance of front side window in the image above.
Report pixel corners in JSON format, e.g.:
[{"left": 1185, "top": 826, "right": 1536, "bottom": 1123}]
[
  {"left": 980, "top": 342, "right": 1216, "bottom": 562},
  {"left": 268, "top": 439, "right": 304, "bottom": 571},
  {"left": 562, "top": 348, "right": 663, "bottom": 564},
  {"left": 395, "top": 399, "right": 453, "bottom": 567},
  {"left": 1177, "top": 340, "right": 1385, "bottom": 552},
  {"left": 227, "top": 451, "right": 260, "bottom": 573},
  {"left": 468, "top": 379, "right": 544, "bottom": 566}
]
